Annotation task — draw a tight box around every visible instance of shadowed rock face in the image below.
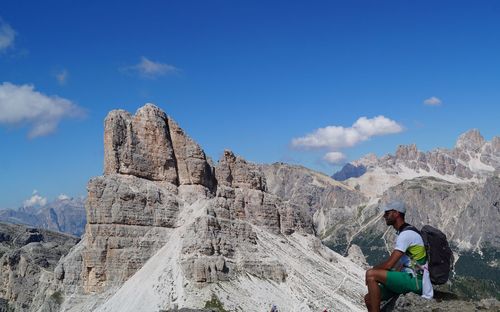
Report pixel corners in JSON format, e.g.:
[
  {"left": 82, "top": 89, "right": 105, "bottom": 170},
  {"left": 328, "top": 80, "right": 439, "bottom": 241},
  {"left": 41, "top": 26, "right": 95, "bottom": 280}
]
[
  {"left": 0, "top": 222, "right": 79, "bottom": 312},
  {"left": 332, "top": 163, "right": 367, "bottom": 181}
]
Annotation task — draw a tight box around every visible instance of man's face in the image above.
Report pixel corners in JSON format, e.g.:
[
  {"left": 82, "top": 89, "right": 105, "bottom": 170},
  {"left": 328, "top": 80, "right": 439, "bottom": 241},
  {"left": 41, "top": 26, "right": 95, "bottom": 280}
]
[{"left": 383, "top": 209, "right": 397, "bottom": 226}]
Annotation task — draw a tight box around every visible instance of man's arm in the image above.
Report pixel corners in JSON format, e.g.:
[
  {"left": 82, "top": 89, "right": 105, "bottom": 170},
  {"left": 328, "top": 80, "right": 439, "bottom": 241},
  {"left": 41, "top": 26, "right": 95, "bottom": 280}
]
[{"left": 372, "top": 250, "right": 404, "bottom": 270}]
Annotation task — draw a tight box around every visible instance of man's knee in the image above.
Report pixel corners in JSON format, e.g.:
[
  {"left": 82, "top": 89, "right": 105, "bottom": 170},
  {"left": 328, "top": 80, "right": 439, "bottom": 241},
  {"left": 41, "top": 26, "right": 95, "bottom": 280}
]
[
  {"left": 365, "top": 268, "right": 375, "bottom": 282},
  {"left": 365, "top": 268, "right": 386, "bottom": 283}
]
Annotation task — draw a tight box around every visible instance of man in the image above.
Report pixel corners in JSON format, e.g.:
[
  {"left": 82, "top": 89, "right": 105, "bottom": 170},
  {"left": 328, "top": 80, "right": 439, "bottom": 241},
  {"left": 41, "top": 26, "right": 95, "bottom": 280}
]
[{"left": 364, "top": 200, "right": 433, "bottom": 312}]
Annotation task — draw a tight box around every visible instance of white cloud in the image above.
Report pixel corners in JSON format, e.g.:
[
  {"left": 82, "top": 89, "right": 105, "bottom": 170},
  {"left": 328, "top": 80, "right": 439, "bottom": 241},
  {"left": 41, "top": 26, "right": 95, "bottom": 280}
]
[
  {"left": 57, "top": 194, "right": 70, "bottom": 201},
  {"left": 292, "top": 115, "right": 403, "bottom": 150},
  {"left": 323, "top": 152, "right": 346, "bottom": 164},
  {"left": 23, "top": 191, "right": 47, "bottom": 208},
  {"left": 0, "top": 18, "right": 16, "bottom": 52},
  {"left": 0, "top": 82, "right": 85, "bottom": 138},
  {"left": 423, "top": 96, "right": 442, "bottom": 106},
  {"left": 292, "top": 115, "right": 403, "bottom": 166},
  {"left": 55, "top": 69, "right": 68, "bottom": 85},
  {"left": 125, "top": 56, "right": 179, "bottom": 79}
]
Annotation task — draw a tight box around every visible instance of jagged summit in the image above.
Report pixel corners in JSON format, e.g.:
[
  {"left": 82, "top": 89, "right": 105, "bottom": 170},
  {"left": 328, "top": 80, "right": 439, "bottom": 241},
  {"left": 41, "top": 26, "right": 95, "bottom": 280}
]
[
  {"left": 104, "top": 103, "right": 215, "bottom": 189},
  {"left": 455, "top": 129, "right": 486, "bottom": 151}
]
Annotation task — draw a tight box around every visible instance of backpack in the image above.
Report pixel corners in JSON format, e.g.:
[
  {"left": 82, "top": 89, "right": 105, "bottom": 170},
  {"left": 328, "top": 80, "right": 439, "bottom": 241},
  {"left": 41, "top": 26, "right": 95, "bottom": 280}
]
[{"left": 400, "top": 224, "right": 454, "bottom": 285}]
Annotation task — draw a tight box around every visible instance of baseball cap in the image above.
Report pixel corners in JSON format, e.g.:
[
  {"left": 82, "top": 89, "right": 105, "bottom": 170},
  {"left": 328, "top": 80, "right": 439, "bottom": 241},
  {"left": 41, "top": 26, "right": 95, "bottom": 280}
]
[{"left": 381, "top": 200, "right": 406, "bottom": 214}]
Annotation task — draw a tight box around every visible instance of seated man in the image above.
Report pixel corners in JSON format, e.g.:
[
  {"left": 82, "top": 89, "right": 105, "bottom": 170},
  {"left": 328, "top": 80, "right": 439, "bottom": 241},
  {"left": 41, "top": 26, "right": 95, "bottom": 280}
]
[{"left": 364, "top": 200, "right": 432, "bottom": 312}]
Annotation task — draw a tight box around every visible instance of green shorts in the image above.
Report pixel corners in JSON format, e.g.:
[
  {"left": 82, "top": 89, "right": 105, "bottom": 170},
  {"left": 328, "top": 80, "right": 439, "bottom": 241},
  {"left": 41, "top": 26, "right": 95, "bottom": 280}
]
[{"left": 379, "top": 271, "right": 422, "bottom": 300}]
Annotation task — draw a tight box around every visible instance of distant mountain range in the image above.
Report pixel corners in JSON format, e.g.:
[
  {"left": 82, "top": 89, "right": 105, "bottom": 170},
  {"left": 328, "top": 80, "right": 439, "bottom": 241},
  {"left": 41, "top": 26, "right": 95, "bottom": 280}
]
[
  {"left": 0, "top": 197, "right": 86, "bottom": 237},
  {"left": 332, "top": 129, "right": 499, "bottom": 197}
]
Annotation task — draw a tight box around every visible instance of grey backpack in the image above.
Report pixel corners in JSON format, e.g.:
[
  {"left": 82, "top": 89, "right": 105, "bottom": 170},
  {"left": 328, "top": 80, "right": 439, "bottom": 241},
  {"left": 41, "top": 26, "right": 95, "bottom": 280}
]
[{"left": 400, "top": 224, "right": 454, "bottom": 285}]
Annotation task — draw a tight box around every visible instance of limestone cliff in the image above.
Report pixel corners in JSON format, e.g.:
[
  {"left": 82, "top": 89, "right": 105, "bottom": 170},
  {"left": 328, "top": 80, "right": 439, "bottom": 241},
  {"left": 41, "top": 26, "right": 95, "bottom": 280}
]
[{"left": 49, "top": 104, "right": 367, "bottom": 312}]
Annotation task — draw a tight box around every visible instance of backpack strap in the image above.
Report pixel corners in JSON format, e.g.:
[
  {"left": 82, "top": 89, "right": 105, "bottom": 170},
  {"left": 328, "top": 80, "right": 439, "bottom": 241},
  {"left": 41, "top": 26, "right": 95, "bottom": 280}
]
[{"left": 398, "top": 223, "right": 421, "bottom": 235}]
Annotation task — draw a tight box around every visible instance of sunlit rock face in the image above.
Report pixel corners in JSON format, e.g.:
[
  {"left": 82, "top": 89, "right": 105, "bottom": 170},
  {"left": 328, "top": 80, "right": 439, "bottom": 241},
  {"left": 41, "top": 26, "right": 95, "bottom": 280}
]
[
  {"left": 71, "top": 103, "right": 328, "bottom": 302},
  {"left": 103, "top": 104, "right": 215, "bottom": 189}
]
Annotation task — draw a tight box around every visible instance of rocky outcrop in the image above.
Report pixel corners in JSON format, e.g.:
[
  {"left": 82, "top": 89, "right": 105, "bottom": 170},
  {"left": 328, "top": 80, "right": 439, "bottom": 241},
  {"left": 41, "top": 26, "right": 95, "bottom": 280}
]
[
  {"left": 103, "top": 104, "right": 215, "bottom": 189},
  {"left": 386, "top": 292, "right": 500, "bottom": 312},
  {"left": 104, "top": 106, "right": 178, "bottom": 183},
  {"left": 0, "top": 222, "right": 79, "bottom": 312},
  {"left": 64, "top": 104, "right": 330, "bottom": 304},
  {"left": 168, "top": 118, "right": 216, "bottom": 189},
  {"left": 216, "top": 150, "right": 265, "bottom": 191},
  {"left": 347, "top": 244, "right": 369, "bottom": 269}
]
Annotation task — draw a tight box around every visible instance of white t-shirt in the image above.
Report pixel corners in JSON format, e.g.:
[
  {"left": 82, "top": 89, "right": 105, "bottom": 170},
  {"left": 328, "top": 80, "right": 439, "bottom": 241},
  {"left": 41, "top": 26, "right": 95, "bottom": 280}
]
[
  {"left": 395, "top": 230, "right": 425, "bottom": 270},
  {"left": 395, "top": 229, "right": 434, "bottom": 299}
]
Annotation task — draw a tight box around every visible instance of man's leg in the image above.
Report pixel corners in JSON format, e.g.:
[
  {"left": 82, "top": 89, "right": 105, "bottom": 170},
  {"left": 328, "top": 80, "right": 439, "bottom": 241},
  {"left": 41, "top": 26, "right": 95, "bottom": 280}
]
[{"left": 365, "top": 269, "right": 388, "bottom": 312}]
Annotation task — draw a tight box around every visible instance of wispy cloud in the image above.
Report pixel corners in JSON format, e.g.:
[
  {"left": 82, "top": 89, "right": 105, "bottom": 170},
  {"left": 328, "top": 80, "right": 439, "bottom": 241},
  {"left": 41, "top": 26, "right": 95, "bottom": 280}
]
[
  {"left": 423, "top": 96, "right": 442, "bottom": 106},
  {"left": 55, "top": 69, "right": 68, "bottom": 85},
  {"left": 0, "top": 82, "right": 85, "bottom": 138},
  {"left": 323, "top": 151, "right": 346, "bottom": 164},
  {"left": 0, "top": 18, "right": 16, "bottom": 52},
  {"left": 123, "top": 56, "right": 179, "bottom": 79},
  {"left": 292, "top": 115, "right": 403, "bottom": 165},
  {"left": 23, "top": 190, "right": 47, "bottom": 208}
]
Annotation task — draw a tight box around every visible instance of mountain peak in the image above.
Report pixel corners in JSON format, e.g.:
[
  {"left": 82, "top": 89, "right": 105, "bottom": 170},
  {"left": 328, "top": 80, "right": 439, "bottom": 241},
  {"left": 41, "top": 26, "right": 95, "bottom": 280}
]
[{"left": 455, "top": 129, "right": 485, "bottom": 151}]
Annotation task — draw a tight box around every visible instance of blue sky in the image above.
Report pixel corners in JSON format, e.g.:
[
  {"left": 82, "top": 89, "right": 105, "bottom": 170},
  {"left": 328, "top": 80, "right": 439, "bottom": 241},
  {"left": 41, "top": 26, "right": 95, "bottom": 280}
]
[{"left": 0, "top": 1, "right": 499, "bottom": 208}]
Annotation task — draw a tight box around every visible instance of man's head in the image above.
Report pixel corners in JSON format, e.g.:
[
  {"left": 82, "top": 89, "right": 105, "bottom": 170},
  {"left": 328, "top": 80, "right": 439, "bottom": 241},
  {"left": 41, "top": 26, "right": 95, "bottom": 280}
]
[{"left": 381, "top": 200, "right": 406, "bottom": 226}]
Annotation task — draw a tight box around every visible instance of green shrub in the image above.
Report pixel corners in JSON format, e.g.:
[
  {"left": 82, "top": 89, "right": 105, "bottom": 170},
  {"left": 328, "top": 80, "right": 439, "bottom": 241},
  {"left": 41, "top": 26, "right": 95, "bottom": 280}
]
[{"left": 204, "top": 294, "right": 229, "bottom": 312}]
